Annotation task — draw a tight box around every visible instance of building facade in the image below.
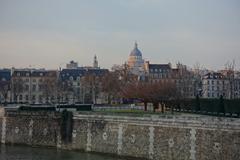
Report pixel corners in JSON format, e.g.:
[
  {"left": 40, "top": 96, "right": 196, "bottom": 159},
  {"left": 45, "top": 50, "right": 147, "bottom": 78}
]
[
  {"left": 202, "top": 72, "right": 230, "bottom": 99},
  {"left": 11, "top": 69, "right": 58, "bottom": 104},
  {"left": 59, "top": 57, "right": 108, "bottom": 104}
]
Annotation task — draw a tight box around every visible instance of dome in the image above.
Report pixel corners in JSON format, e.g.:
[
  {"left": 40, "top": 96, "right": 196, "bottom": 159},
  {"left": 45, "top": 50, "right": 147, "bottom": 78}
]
[{"left": 130, "top": 42, "right": 142, "bottom": 57}]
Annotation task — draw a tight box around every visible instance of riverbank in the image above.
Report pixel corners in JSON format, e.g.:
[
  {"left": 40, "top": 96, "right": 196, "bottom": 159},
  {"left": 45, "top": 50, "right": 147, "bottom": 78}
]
[
  {"left": 1, "top": 109, "right": 240, "bottom": 160},
  {"left": 0, "top": 144, "right": 126, "bottom": 160}
]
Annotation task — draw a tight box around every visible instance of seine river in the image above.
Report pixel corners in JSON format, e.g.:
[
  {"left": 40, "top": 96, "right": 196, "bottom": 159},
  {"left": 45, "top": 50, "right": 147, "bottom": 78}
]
[{"left": 0, "top": 145, "right": 125, "bottom": 160}]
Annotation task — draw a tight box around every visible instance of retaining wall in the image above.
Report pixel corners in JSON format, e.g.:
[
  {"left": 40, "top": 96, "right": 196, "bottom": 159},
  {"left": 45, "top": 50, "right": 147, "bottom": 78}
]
[{"left": 0, "top": 110, "right": 240, "bottom": 160}]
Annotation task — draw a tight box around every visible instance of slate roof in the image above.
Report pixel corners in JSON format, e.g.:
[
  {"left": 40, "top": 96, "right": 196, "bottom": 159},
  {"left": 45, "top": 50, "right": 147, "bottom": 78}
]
[
  {"left": 148, "top": 64, "right": 171, "bottom": 73},
  {"left": 60, "top": 68, "right": 108, "bottom": 81},
  {"left": 0, "top": 69, "right": 11, "bottom": 81},
  {"left": 203, "top": 72, "right": 225, "bottom": 79}
]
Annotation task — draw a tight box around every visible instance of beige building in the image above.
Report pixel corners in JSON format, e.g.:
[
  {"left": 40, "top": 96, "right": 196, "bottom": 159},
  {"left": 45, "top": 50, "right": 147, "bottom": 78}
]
[
  {"left": 202, "top": 72, "right": 230, "bottom": 99},
  {"left": 11, "top": 69, "right": 58, "bottom": 104}
]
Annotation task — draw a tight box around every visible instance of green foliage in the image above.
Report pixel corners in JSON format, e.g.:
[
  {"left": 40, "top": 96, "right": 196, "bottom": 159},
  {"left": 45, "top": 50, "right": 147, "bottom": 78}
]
[
  {"left": 195, "top": 95, "right": 200, "bottom": 111},
  {"left": 174, "top": 98, "right": 240, "bottom": 116},
  {"left": 219, "top": 95, "right": 225, "bottom": 114}
]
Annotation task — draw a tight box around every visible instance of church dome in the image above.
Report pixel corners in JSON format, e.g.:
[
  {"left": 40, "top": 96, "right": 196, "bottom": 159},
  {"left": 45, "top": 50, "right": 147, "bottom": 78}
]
[{"left": 130, "top": 42, "right": 142, "bottom": 57}]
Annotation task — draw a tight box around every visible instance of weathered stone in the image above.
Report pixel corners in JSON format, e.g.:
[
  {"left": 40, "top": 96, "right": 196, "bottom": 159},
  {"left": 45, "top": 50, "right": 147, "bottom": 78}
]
[{"left": 1, "top": 111, "right": 240, "bottom": 160}]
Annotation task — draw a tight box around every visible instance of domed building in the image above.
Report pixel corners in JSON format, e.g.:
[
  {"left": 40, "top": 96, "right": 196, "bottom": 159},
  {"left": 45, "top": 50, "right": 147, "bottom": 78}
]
[{"left": 127, "top": 42, "right": 145, "bottom": 75}]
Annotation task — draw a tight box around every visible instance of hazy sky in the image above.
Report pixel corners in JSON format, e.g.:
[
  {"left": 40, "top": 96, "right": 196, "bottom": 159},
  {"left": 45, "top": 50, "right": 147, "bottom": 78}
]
[{"left": 0, "top": 0, "right": 240, "bottom": 70}]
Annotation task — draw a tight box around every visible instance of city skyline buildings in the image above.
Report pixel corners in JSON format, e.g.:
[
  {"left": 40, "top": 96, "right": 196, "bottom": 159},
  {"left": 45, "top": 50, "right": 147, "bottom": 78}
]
[{"left": 0, "top": 0, "right": 240, "bottom": 70}]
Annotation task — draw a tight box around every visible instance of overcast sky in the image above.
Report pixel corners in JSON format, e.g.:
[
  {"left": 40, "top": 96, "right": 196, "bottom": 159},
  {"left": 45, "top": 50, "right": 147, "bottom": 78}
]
[{"left": 0, "top": 0, "right": 240, "bottom": 70}]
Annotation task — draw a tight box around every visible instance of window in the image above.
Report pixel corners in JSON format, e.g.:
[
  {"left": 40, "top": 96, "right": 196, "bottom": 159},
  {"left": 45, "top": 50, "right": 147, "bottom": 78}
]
[
  {"left": 32, "top": 95, "right": 36, "bottom": 101},
  {"left": 212, "top": 93, "right": 215, "bottom": 98},
  {"left": 208, "top": 92, "right": 210, "bottom": 97},
  {"left": 212, "top": 86, "right": 214, "bottom": 91},
  {"left": 32, "top": 79, "right": 36, "bottom": 83},
  {"left": 25, "top": 85, "right": 29, "bottom": 91},
  {"left": 39, "top": 95, "right": 42, "bottom": 103},
  {"left": 25, "top": 95, "right": 29, "bottom": 101},
  {"left": 19, "top": 95, "right": 22, "bottom": 101},
  {"left": 212, "top": 80, "right": 214, "bottom": 85},
  {"left": 14, "top": 96, "right": 17, "bottom": 101},
  {"left": 32, "top": 85, "right": 36, "bottom": 91},
  {"left": 207, "top": 80, "right": 210, "bottom": 85}
]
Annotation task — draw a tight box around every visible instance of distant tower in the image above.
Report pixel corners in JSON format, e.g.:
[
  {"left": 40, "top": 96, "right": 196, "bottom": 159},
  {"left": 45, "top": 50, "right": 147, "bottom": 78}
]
[
  {"left": 127, "top": 42, "right": 145, "bottom": 75},
  {"left": 93, "top": 55, "right": 98, "bottom": 68}
]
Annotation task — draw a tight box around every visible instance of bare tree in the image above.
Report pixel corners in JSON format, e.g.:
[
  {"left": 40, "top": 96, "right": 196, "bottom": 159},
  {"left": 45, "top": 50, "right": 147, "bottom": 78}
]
[
  {"left": 121, "top": 80, "right": 177, "bottom": 112},
  {"left": 101, "top": 71, "right": 121, "bottom": 104},
  {"left": 224, "top": 60, "right": 235, "bottom": 99},
  {"left": 42, "top": 78, "right": 57, "bottom": 104},
  {"left": 11, "top": 78, "right": 24, "bottom": 103},
  {"left": 0, "top": 81, "right": 10, "bottom": 104}
]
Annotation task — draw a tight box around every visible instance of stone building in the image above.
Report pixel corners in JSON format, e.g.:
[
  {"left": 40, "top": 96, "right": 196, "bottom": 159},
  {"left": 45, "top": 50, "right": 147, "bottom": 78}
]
[
  {"left": 233, "top": 72, "right": 240, "bottom": 99},
  {"left": 201, "top": 72, "right": 230, "bottom": 99},
  {"left": 11, "top": 69, "right": 58, "bottom": 104},
  {"left": 66, "top": 60, "right": 78, "bottom": 69},
  {"left": 143, "top": 62, "right": 196, "bottom": 99},
  {"left": 172, "top": 64, "right": 196, "bottom": 98},
  {"left": 144, "top": 61, "right": 172, "bottom": 83},
  {"left": 59, "top": 57, "right": 108, "bottom": 104},
  {"left": 127, "top": 42, "right": 145, "bottom": 76}
]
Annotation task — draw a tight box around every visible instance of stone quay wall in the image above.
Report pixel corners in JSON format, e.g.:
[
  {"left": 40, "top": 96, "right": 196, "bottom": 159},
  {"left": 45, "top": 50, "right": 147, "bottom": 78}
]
[
  {"left": 0, "top": 110, "right": 240, "bottom": 160},
  {"left": 0, "top": 110, "right": 61, "bottom": 147}
]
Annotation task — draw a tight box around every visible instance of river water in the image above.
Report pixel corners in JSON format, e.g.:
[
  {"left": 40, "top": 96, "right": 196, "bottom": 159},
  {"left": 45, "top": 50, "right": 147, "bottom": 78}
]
[{"left": 0, "top": 145, "right": 125, "bottom": 160}]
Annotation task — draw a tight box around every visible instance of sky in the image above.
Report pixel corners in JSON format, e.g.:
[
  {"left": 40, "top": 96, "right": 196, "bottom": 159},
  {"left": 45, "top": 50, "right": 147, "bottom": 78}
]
[{"left": 0, "top": 0, "right": 240, "bottom": 70}]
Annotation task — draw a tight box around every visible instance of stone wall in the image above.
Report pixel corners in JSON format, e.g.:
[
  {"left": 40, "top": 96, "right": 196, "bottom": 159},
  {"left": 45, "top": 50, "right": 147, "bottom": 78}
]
[
  {"left": 0, "top": 111, "right": 240, "bottom": 160},
  {"left": 1, "top": 111, "right": 61, "bottom": 147},
  {"left": 71, "top": 114, "right": 240, "bottom": 160}
]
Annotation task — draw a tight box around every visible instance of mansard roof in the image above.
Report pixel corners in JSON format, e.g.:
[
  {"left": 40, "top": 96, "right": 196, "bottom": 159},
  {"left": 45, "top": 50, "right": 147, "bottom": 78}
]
[
  {"left": 203, "top": 72, "right": 225, "bottom": 79},
  {"left": 0, "top": 69, "right": 11, "bottom": 81},
  {"left": 12, "top": 69, "right": 57, "bottom": 77},
  {"left": 149, "top": 64, "right": 171, "bottom": 70},
  {"left": 60, "top": 68, "right": 108, "bottom": 81}
]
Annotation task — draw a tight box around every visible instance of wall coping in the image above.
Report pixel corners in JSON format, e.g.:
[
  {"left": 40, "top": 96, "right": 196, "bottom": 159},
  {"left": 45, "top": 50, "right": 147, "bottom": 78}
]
[{"left": 74, "top": 113, "right": 240, "bottom": 131}]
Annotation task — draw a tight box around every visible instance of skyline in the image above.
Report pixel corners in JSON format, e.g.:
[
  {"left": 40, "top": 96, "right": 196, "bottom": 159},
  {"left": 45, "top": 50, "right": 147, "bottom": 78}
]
[{"left": 0, "top": 0, "right": 240, "bottom": 70}]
